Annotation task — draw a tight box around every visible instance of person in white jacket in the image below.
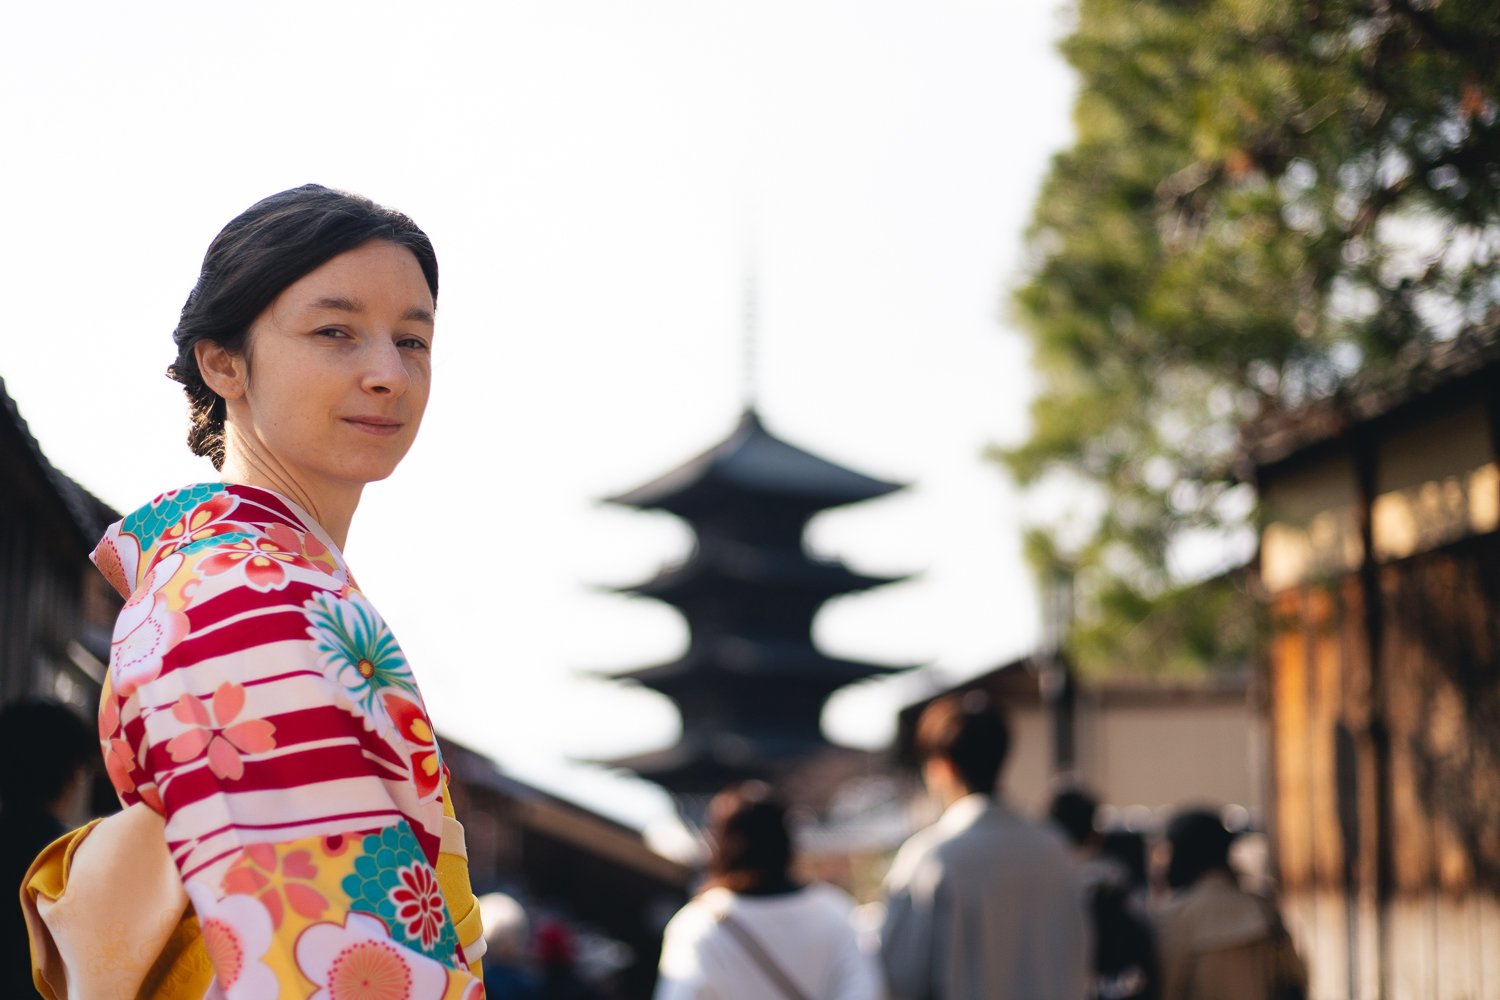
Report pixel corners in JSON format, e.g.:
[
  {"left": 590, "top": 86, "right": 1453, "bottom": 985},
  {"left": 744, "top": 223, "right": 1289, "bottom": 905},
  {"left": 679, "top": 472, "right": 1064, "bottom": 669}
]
[{"left": 655, "top": 781, "right": 882, "bottom": 1000}]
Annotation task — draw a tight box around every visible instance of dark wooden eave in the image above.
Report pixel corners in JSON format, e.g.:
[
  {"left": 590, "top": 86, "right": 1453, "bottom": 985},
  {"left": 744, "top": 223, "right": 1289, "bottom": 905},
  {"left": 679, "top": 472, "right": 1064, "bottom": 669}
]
[
  {"left": 593, "top": 637, "right": 912, "bottom": 691},
  {"left": 1241, "top": 320, "right": 1500, "bottom": 477},
  {"left": 591, "top": 729, "right": 833, "bottom": 790},
  {"left": 605, "top": 410, "right": 904, "bottom": 515},
  {"left": 612, "top": 541, "right": 909, "bottom": 602},
  {"left": 0, "top": 377, "right": 119, "bottom": 555}
]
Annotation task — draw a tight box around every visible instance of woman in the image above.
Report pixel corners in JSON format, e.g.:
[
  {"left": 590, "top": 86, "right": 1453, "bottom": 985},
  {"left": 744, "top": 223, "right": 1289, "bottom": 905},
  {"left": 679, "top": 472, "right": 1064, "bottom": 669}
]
[
  {"left": 1153, "top": 809, "right": 1306, "bottom": 1000},
  {"left": 655, "top": 782, "right": 881, "bottom": 1000},
  {"left": 22, "top": 185, "right": 484, "bottom": 1000}
]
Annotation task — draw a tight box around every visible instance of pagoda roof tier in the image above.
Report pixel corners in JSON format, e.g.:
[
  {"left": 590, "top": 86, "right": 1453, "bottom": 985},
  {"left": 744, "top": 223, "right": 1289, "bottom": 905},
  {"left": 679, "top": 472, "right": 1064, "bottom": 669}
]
[
  {"left": 605, "top": 410, "right": 903, "bottom": 516},
  {"left": 613, "top": 540, "right": 908, "bottom": 603},
  {"left": 596, "top": 638, "right": 912, "bottom": 693},
  {"left": 591, "top": 729, "right": 831, "bottom": 794}
]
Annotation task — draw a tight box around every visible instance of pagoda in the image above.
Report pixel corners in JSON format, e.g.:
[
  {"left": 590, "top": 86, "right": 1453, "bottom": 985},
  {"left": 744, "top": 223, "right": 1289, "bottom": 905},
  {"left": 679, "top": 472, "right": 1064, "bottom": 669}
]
[{"left": 598, "top": 409, "right": 912, "bottom": 799}]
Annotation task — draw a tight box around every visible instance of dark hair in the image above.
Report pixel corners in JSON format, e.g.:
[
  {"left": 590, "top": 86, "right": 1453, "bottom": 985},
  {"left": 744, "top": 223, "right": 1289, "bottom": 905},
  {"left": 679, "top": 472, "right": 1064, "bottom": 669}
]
[
  {"left": 1165, "top": 807, "right": 1236, "bottom": 889},
  {"left": 167, "top": 184, "right": 439, "bottom": 470},
  {"left": 704, "top": 781, "right": 794, "bottom": 893},
  {"left": 1100, "top": 829, "right": 1149, "bottom": 891},
  {"left": 1049, "top": 785, "right": 1100, "bottom": 847},
  {"left": 0, "top": 699, "right": 94, "bottom": 809},
  {"left": 915, "top": 690, "right": 1011, "bottom": 795}
]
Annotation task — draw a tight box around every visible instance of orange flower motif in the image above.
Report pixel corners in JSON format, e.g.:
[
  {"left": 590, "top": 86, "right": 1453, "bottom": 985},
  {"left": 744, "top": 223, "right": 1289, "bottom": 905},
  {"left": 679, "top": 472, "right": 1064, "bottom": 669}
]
[
  {"left": 198, "top": 523, "right": 322, "bottom": 592},
  {"left": 98, "top": 695, "right": 139, "bottom": 796},
  {"left": 165, "top": 682, "right": 276, "bottom": 781},
  {"left": 383, "top": 694, "right": 442, "bottom": 801},
  {"left": 152, "top": 493, "right": 240, "bottom": 565},
  {"left": 222, "top": 843, "right": 330, "bottom": 930},
  {"left": 94, "top": 536, "right": 130, "bottom": 597}
]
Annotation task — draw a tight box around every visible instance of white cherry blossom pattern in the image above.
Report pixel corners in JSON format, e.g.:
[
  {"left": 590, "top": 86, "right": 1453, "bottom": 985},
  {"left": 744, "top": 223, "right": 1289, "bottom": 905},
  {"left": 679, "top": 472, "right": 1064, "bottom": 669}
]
[
  {"left": 190, "top": 887, "right": 279, "bottom": 1000},
  {"left": 296, "top": 913, "right": 448, "bottom": 1000},
  {"left": 110, "top": 553, "right": 190, "bottom": 697}
]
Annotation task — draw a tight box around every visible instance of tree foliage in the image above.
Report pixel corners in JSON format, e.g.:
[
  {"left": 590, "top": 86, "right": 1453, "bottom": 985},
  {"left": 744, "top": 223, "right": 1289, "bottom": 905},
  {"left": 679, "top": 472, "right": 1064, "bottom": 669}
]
[{"left": 1004, "top": 0, "right": 1500, "bottom": 675}]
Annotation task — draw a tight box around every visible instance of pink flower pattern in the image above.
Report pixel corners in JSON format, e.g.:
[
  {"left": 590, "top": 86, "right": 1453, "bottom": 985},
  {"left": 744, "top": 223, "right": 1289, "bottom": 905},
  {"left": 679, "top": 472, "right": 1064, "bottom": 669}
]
[
  {"left": 223, "top": 844, "right": 330, "bottom": 930},
  {"left": 165, "top": 682, "right": 277, "bottom": 781},
  {"left": 198, "top": 522, "right": 328, "bottom": 592}
]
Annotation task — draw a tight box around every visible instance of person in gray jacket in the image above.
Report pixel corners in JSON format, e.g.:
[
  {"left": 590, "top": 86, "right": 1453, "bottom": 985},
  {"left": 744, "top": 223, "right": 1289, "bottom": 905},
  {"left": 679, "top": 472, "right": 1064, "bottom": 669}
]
[{"left": 879, "top": 692, "right": 1090, "bottom": 999}]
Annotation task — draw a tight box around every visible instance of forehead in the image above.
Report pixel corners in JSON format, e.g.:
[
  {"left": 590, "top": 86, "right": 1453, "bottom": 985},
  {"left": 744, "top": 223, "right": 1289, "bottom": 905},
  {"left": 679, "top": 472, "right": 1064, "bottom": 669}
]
[{"left": 277, "top": 240, "right": 433, "bottom": 310}]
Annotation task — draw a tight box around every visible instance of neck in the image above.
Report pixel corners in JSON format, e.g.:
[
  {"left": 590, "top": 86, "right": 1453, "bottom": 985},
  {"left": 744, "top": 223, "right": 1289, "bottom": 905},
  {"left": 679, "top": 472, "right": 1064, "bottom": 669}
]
[
  {"left": 710, "top": 872, "right": 801, "bottom": 896},
  {"left": 947, "top": 787, "right": 985, "bottom": 808},
  {"left": 219, "top": 449, "right": 361, "bottom": 550}
]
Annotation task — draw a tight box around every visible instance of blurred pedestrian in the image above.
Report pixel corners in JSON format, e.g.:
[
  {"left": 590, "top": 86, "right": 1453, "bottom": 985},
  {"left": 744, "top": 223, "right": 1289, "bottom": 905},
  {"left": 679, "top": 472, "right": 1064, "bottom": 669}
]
[
  {"left": 536, "top": 917, "right": 591, "bottom": 1000},
  {"left": 480, "top": 891, "right": 542, "bottom": 1000},
  {"left": 655, "top": 781, "right": 880, "bottom": 1000},
  {"left": 879, "top": 692, "right": 1089, "bottom": 999},
  {"left": 1049, "top": 786, "right": 1158, "bottom": 1000},
  {"left": 0, "top": 698, "right": 94, "bottom": 999},
  {"left": 1100, "top": 829, "right": 1151, "bottom": 901},
  {"left": 1154, "top": 808, "right": 1306, "bottom": 1000}
]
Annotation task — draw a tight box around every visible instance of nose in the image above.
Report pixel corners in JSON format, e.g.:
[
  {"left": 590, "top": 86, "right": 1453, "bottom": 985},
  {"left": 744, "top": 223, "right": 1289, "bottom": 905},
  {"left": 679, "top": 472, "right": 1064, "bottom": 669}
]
[{"left": 361, "top": 337, "right": 410, "bottom": 397}]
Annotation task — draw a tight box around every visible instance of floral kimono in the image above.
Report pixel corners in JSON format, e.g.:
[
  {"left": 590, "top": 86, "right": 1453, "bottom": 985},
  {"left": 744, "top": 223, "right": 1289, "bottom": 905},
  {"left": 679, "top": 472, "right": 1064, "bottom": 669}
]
[{"left": 25, "top": 484, "right": 484, "bottom": 1000}]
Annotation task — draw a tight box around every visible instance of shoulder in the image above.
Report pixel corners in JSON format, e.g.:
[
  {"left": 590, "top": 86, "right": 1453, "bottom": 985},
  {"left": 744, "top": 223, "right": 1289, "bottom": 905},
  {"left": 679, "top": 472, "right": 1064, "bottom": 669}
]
[
  {"left": 164, "top": 486, "right": 346, "bottom": 596},
  {"left": 781, "top": 882, "right": 860, "bottom": 926},
  {"left": 103, "top": 484, "right": 362, "bottom": 703},
  {"left": 803, "top": 881, "right": 857, "bottom": 910},
  {"left": 663, "top": 890, "right": 728, "bottom": 943},
  {"left": 103, "top": 484, "right": 348, "bottom": 610},
  {"left": 965, "top": 804, "right": 1075, "bottom": 858},
  {"left": 1154, "top": 876, "right": 1272, "bottom": 948},
  {"left": 885, "top": 822, "right": 952, "bottom": 890}
]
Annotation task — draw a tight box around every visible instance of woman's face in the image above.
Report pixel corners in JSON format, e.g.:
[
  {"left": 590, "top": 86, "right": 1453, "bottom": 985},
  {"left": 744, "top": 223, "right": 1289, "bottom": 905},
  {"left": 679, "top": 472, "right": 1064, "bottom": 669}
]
[{"left": 228, "top": 239, "right": 435, "bottom": 492}]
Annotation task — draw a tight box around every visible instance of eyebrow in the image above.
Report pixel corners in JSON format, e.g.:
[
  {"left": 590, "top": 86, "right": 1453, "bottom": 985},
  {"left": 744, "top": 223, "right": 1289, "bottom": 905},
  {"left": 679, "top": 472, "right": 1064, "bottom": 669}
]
[{"left": 310, "top": 295, "right": 435, "bottom": 325}]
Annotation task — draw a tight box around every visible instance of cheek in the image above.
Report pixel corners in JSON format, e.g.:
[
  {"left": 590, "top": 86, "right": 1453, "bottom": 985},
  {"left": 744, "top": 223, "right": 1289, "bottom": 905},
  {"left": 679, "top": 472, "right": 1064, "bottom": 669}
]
[
  {"left": 407, "top": 366, "right": 433, "bottom": 413},
  {"left": 250, "top": 369, "right": 331, "bottom": 432}
]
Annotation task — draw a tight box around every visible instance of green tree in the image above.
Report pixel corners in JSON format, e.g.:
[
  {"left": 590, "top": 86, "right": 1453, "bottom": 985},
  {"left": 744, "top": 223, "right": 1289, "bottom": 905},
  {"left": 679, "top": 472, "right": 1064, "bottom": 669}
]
[{"left": 1004, "top": 0, "right": 1500, "bottom": 676}]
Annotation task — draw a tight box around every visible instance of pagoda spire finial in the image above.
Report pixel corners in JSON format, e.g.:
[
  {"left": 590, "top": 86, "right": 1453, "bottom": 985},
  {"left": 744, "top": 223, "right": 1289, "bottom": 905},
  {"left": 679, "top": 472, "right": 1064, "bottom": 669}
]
[{"left": 741, "top": 217, "right": 759, "bottom": 415}]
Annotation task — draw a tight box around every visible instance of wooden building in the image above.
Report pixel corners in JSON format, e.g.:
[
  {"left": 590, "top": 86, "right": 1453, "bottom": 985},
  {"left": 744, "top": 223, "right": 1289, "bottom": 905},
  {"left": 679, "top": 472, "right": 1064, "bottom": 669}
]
[
  {"left": 894, "top": 656, "right": 1259, "bottom": 818},
  {"left": 1246, "top": 330, "right": 1500, "bottom": 1000},
  {"left": 0, "top": 377, "right": 119, "bottom": 713}
]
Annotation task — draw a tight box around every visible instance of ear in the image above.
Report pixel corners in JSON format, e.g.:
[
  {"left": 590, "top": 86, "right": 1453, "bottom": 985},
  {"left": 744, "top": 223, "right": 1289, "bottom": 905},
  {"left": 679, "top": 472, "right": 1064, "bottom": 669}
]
[{"left": 195, "top": 339, "right": 248, "bottom": 401}]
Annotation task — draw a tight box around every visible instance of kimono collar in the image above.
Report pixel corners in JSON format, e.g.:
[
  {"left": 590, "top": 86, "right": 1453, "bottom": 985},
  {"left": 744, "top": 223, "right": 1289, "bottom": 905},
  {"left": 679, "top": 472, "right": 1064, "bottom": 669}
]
[{"left": 90, "top": 483, "right": 344, "bottom": 598}]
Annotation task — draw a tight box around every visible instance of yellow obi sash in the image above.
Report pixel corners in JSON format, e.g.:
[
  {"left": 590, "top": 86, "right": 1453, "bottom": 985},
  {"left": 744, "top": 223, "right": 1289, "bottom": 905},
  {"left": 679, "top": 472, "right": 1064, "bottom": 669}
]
[{"left": 22, "top": 788, "right": 484, "bottom": 998}]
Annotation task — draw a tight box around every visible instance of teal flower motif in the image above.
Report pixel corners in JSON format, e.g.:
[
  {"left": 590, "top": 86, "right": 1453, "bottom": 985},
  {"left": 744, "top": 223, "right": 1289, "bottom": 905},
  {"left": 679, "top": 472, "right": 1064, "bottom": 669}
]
[
  {"left": 304, "top": 590, "right": 418, "bottom": 733},
  {"left": 339, "top": 822, "right": 460, "bottom": 966},
  {"left": 177, "top": 530, "right": 255, "bottom": 559},
  {"left": 120, "top": 483, "right": 227, "bottom": 547}
]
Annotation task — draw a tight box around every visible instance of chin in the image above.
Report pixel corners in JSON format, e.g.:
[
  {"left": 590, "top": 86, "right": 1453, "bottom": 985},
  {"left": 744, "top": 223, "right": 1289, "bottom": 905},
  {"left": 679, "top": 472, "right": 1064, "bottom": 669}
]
[
  {"left": 340, "top": 446, "right": 413, "bottom": 485},
  {"left": 328, "top": 459, "right": 402, "bottom": 486}
]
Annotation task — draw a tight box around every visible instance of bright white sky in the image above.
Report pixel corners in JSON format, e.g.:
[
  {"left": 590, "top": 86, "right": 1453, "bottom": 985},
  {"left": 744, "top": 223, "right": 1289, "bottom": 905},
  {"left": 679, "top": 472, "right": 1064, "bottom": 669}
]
[{"left": 1, "top": 0, "right": 1076, "bottom": 830}]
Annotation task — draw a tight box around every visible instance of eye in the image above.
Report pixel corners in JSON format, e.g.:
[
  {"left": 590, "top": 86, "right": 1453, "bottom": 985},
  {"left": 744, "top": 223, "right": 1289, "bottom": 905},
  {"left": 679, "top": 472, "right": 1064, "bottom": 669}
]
[
  {"left": 315, "top": 327, "right": 349, "bottom": 339},
  {"left": 397, "top": 336, "right": 431, "bottom": 351}
]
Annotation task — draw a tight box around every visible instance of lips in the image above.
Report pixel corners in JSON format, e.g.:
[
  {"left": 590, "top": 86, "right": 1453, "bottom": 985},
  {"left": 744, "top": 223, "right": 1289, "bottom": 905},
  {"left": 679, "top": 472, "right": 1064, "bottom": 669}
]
[{"left": 343, "top": 416, "right": 404, "bottom": 436}]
